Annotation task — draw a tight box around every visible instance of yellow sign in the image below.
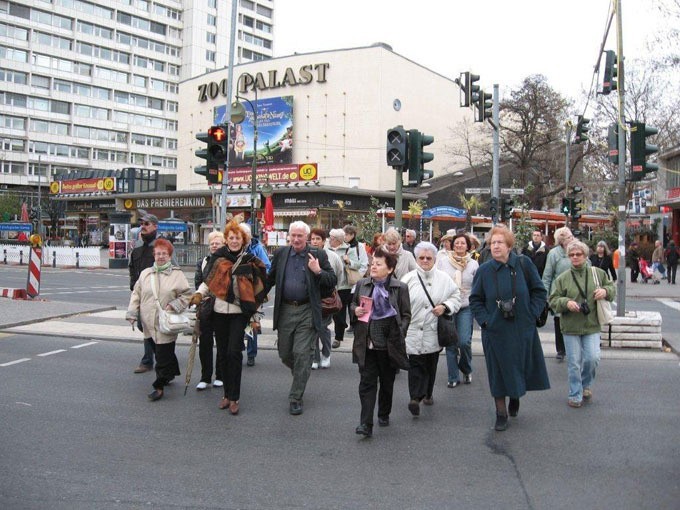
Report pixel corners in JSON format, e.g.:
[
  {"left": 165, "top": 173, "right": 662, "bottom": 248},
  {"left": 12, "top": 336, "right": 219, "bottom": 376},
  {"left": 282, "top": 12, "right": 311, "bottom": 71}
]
[
  {"left": 103, "top": 177, "right": 115, "bottom": 191},
  {"left": 124, "top": 199, "right": 134, "bottom": 209},
  {"left": 29, "top": 234, "right": 42, "bottom": 247},
  {"left": 49, "top": 182, "right": 60, "bottom": 194},
  {"left": 299, "top": 164, "right": 317, "bottom": 181}
]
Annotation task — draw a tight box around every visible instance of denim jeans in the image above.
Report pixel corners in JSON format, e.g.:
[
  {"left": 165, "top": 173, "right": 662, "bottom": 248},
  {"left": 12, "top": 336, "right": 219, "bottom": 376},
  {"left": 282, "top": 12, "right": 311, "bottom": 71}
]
[
  {"left": 563, "top": 332, "right": 601, "bottom": 401},
  {"left": 446, "top": 307, "right": 473, "bottom": 383},
  {"left": 140, "top": 337, "right": 155, "bottom": 367},
  {"left": 246, "top": 330, "right": 258, "bottom": 358},
  {"left": 314, "top": 315, "right": 333, "bottom": 363}
]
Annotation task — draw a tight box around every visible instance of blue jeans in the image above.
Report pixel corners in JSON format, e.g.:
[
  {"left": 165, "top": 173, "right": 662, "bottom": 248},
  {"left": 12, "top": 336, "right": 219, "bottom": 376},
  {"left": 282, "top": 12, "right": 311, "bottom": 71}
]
[
  {"left": 446, "top": 307, "right": 473, "bottom": 383},
  {"left": 246, "top": 330, "right": 258, "bottom": 358},
  {"left": 563, "top": 333, "right": 601, "bottom": 401},
  {"left": 140, "top": 337, "right": 155, "bottom": 367}
]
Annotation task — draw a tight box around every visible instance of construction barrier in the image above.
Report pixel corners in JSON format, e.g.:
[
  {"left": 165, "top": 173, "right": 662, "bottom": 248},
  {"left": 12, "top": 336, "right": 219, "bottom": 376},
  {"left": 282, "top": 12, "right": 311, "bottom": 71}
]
[{"left": 26, "top": 247, "right": 41, "bottom": 298}]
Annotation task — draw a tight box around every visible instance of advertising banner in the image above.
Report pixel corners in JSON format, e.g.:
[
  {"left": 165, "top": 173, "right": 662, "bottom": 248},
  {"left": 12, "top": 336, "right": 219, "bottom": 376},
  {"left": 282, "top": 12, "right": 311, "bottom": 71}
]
[{"left": 52, "top": 177, "right": 116, "bottom": 195}]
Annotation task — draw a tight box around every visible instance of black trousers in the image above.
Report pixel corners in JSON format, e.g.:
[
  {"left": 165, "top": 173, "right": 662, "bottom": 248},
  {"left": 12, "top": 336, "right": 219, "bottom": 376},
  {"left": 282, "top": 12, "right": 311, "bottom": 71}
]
[
  {"left": 212, "top": 312, "right": 249, "bottom": 401},
  {"left": 333, "top": 288, "right": 353, "bottom": 341},
  {"left": 358, "top": 348, "right": 396, "bottom": 426},
  {"left": 152, "top": 341, "right": 180, "bottom": 390},
  {"left": 630, "top": 262, "right": 640, "bottom": 282},
  {"left": 198, "top": 318, "right": 222, "bottom": 383},
  {"left": 408, "top": 352, "right": 440, "bottom": 400},
  {"left": 668, "top": 263, "right": 678, "bottom": 284},
  {"left": 554, "top": 316, "right": 565, "bottom": 355}
]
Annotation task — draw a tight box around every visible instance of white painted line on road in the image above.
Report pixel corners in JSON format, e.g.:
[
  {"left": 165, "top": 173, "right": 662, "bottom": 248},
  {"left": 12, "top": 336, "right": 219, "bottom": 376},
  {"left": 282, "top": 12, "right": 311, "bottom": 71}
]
[
  {"left": 656, "top": 298, "right": 680, "bottom": 311},
  {"left": 37, "top": 349, "right": 67, "bottom": 357},
  {"left": 71, "top": 341, "right": 98, "bottom": 349},
  {"left": 1, "top": 358, "right": 30, "bottom": 367}
]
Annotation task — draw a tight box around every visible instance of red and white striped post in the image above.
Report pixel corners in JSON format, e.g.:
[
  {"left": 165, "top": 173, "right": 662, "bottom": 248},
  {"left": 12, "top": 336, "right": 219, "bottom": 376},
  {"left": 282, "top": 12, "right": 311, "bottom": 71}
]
[{"left": 26, "top": 246, "right": 42, "bottom": 298}]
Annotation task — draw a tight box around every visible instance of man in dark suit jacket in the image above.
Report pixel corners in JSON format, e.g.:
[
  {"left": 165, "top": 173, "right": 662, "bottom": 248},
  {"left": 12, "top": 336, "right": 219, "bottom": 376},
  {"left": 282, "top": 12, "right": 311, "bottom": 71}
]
[
  {"left": 266, "top": 221, "right": 337, "bottom": 415},
  {"left": 522, "top": 229, "right": 549, "bottom": 277}
]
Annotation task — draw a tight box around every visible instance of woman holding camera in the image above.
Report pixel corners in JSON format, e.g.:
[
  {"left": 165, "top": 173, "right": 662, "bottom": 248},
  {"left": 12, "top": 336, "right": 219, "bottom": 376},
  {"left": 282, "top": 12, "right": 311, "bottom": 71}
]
[
  {"left": 548, "top": 240, "right": 615, "bottom": 408},
  {"left": 469, "top": 226, "right": 550, "bottom": 431}
]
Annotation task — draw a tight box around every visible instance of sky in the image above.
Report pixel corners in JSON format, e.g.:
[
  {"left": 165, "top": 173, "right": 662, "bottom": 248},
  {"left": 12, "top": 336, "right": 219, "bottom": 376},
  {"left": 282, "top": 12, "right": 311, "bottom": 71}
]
[{"left": 273, "top": 0, "right": 665, "bottom": 107}]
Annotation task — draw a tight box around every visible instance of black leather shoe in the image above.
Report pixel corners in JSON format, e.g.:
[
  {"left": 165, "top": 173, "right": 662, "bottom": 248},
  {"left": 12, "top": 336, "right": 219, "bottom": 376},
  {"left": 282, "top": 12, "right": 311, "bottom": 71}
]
[
  {"left": 289, "top": 401, "right": 303, "bottom": 416},
  {"left": 247, "top": 357, "right": 255, "bottom": 367},
  {"left": 408, "top": 399, "right": 420, "bottom": 416},
  {"left": 494, "top": 413, "right": 508, "bottom": 431},
  {"left": 509, "top": 398, "right": 520, "bottom": 417},
  {"left": 378, "top": 416, "right": 390, "bottom": 427},
  {"left": 147, "top": 389, "right": 163, "bottom": 401},
  {"left": 355, "top": 423, "right": 373, "bottom": 437}
]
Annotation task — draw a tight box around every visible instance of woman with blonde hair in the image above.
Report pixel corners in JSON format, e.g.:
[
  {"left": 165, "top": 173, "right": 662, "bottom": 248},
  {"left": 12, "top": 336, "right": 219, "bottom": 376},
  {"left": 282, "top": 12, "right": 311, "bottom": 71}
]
[{"left": 382, "top": 228, "right": 417, "bottom": 279}]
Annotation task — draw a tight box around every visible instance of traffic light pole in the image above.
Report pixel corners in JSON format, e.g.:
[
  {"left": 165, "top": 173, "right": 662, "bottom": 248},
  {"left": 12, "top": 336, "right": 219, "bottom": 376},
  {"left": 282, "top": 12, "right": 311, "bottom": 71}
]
[
  {"left": 615, "top": 0, "right": 627, "bottom": 316},
  {"left": 218, "top": 0, "right": 239, "bottom": 230},
  {"left": 395, "top": 170, "right": 403, "bottom": 231},
  {"left": 489, "top": 84, "right": 500, "bottom": 225}
]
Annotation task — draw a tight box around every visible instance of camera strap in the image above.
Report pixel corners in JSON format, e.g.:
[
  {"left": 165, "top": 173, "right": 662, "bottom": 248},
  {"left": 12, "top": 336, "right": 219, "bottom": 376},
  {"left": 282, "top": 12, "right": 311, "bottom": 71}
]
[
  {"left": 494, "top": 264, "right": 517, "bottom": 306},
  {"left": 570, "top": 270, "right": 589, "bottom": 300}
]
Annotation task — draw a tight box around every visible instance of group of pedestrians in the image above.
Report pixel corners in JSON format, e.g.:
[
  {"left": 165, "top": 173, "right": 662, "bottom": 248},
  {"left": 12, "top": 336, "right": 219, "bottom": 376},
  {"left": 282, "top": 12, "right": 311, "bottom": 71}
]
[{"left": 125, "top": 216, "right": 630, "bottom": 435}]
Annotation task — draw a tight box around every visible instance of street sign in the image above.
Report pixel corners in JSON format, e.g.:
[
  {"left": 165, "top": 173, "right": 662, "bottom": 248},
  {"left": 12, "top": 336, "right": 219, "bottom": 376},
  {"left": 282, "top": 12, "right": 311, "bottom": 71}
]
[
  {"left": 501, "top": 188, "right": 524, "bottom": 195},
  {"left": 422, "top": 206, "right": 467, "bottom": 219},
  {"left": 464, "top": 187, "right": 491, "bottom": 194}
]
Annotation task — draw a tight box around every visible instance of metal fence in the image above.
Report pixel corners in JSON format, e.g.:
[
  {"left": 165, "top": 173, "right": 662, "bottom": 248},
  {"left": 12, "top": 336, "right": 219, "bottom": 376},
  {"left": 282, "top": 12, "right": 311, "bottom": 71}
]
[
  {"left": 0, "top": 244, "right": 101, "bottom": 267},
  {"left": 173, "top": 244, "right": 210, "bottom": 267}
]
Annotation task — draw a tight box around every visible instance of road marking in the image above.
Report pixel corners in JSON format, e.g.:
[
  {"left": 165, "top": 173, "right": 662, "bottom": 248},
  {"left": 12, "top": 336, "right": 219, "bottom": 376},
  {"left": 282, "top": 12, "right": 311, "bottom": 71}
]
[
  {"left": 71, "top": 341, "right": 98, "bottom": 349},
  {"left": 37, "top": 349, "right": 67, "bottom": 357},
  {"left": 1, "top": 358, "right": 30, "bottom": 367},
  {"left": 656, "top": 298, "right": 680, "bottom": 311}
]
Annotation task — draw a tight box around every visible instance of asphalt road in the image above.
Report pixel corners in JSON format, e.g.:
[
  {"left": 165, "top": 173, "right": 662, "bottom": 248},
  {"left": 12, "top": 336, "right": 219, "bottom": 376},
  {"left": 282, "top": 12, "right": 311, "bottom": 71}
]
[{"left": 0, "top": 334, "right": 678, "bottom": 509}]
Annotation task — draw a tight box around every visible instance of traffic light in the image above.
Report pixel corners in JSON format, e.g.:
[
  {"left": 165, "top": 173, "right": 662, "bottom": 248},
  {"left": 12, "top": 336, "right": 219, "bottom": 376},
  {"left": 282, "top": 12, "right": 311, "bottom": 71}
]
[
  {"left": 460, "top": 72, "right": 480, "bottom": 108},
  {"left": 629, "top": 122, "right": 659, "bottom": 182},
  {"left": 574, "top": 115, "right": 590, "bottom": 144},
  {"left": 489, "top": 197, "right": 498, "bottom": 217},
  {"left": 386, "top": 126, "right": 408, "bottom": 168},
  {"left": 475, "top": 90, "right": 492, "bottom": 123},
  {"left": 500, "top": 198, "right": 514, "bottom": 223},
  {"left": 570, "top": 185, "right": 583, "bottom": 222},
  {"left": 194, "top": 127, "right": 225, "bottom": 184},
  {"left": 195, "top": 130, "right": 212, "bottom": 182},
  {"left": 561, "top": 198, "right": 571, "bottom": 215},
  {"left": 607, "top": 123, "right": 625, "bottom": 165},
  {"left": 208, "top": 125, "right": 228, "bottom": 165},
  {"left": 602, "top": 50, "right": 618, "bottom": 95},
  {"left": 407, "top": 129, "right": 434, "bottom": 186}
]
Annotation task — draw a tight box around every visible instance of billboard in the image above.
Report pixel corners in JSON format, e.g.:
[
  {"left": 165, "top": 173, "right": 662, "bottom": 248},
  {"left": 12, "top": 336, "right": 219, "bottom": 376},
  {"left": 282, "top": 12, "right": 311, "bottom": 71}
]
[{"left": 215, "top": 96, "right": 293, "bottom": 168}]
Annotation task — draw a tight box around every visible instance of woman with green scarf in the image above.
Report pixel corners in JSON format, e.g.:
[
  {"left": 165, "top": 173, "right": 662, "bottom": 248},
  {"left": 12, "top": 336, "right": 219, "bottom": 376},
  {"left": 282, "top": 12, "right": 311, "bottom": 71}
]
[
  {"left": 436, "top": 232, "right": 479, "bottom": 388},
  {"left": 127, "top": 238, "right": 192, "bottom": 401}
]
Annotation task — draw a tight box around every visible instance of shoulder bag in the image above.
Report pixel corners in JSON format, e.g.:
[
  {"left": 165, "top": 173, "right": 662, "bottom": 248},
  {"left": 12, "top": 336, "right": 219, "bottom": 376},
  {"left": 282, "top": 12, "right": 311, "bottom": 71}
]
[
  {"left": 591, "top": 267, "right": 614, "bottom": 325},
  {"left": 321, "top": 288, "right": 343, "bottom": 317},
  {"left": 417, "top": 274, "right": 458, "bottom": 348},
  {"left": 150, "top": 273, "right": 195, "bottom": 335},
  {"left": 344, "top": 247, "right": 363, "bottom": 286}
]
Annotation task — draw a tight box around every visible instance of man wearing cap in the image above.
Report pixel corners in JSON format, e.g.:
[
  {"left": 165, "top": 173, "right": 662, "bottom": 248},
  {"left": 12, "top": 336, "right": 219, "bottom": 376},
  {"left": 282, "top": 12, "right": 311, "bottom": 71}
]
[{"left": 129, "top": 212, "right": 161, "bottom": 373}]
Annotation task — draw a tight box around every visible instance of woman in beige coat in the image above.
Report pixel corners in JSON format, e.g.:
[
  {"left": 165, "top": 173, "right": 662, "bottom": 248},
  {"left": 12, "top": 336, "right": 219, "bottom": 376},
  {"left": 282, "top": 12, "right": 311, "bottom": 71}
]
[{"left": 127, "top": 238, "right": 192, "bottom": 401}]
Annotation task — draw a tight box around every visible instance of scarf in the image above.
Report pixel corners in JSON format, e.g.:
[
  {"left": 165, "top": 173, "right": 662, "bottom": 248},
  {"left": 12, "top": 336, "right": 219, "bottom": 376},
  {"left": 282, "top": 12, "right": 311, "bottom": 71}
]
[
  {"left": 205, "top": 247, "right": 267, "bottom": 315},
  {"left": 153, "top": 261, "right": 172, "bottom": 272},
  {"left": 447, "top": 251, "right": 469, "bottom": 288},
  {"left": 370, "top": 276, "right": 397, "bottom": 320}
]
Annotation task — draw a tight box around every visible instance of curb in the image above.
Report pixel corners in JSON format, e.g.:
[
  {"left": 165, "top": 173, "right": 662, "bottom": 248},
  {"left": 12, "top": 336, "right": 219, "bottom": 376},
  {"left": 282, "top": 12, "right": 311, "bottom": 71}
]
[{"left": 0, "top": 305, "right": 117, "bottom": 330}]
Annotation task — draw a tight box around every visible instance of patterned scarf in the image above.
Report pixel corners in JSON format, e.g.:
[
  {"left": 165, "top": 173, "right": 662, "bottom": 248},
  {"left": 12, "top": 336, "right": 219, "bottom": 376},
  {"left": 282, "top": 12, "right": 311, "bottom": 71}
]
[
  {"left": 205, "top": 247, "right": 267, "bottom": 315},
  {"left": 446, "top": 251, "right": 469, "bottom": 288},
  {"left": 153, "top": 261, "right": 172, "bottom": 272}
]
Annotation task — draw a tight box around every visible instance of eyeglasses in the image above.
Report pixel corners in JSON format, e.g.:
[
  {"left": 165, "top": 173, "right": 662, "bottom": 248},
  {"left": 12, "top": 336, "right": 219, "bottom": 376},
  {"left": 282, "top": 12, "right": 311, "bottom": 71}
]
[
  {"left": 569, "top": 252, "right": 585, "bottom": 257},
  {"left": 417, "top": 256, "right": 433, "bottom": 261}
]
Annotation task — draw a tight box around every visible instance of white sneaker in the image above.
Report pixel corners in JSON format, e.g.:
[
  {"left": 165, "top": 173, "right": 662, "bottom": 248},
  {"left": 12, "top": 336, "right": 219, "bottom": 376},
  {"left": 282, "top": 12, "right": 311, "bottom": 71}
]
[
  {"left": 311, "top": 362, "right": 319, "bottom": 370},
  {"left": 196, "top": 381, "right": 208, "bottom": 390},
  {"left": 213, "top": 379, "right": 223, "bottom": 387},
  {"left": 320, "top": 355, "right": 331, "bottom": 369}
]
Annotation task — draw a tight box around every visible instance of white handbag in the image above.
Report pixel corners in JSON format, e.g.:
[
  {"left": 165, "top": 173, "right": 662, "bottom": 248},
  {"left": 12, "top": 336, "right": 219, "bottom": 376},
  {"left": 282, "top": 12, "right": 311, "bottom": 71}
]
[
  {"left": 150, "top": 273, "right": 194, "bottom": 335},
  {"left": 591, "top": 267, "right": 614, "bottom": 325}
]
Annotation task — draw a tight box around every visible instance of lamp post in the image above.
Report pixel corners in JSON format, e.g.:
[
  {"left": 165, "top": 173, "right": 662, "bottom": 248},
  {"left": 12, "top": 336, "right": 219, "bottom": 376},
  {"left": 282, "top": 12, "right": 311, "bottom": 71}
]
[{"left": 230, "top": 92, "right": 261, "bottom": 238}]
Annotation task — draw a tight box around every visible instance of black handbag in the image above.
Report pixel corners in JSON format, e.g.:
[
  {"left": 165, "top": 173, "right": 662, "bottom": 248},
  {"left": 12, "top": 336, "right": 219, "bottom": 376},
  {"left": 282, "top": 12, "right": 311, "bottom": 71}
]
[
  {"left": 417, "top": 274, "right": 459, "bottom": 349},
  {"left": 536, "top": 303, "right": 549, "bottom": 328}
]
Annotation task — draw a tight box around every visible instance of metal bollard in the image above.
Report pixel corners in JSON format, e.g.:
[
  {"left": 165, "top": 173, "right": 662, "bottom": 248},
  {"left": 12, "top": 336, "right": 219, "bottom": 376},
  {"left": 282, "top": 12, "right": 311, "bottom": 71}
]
[
  {"left": 53, "top": 250, "right": 57, "bottom": 268},
  {"left": 75, "top": 251, "right": 80, "bottom": 269},
  {"left": 19, "top": 250, "right": 23, "bottom": 265},
  {"left": 3, "top": 249, "right": 6, "bottom": 264}
]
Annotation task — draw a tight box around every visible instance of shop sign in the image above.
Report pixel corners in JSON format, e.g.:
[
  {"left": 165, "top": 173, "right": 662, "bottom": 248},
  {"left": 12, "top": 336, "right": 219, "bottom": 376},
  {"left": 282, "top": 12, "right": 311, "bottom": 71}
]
[
  {"left": 228, "top": 163, "right": 318, "bottom": 186},
  {"left": 133, "top": 196, "right": 208, "bottom": 210},
  {"left": 51, "top": 177, "right": 116, "bottom": 195}
]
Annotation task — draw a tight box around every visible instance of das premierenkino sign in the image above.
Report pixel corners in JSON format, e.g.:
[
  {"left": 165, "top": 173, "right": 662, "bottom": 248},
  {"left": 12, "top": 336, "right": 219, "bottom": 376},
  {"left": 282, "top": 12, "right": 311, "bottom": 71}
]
[
  {"left": 132, "top": 196, "right": 208, "bottom": 210},
  {"left": 198, "top": 64, "right": 330, "bottom": 102}
]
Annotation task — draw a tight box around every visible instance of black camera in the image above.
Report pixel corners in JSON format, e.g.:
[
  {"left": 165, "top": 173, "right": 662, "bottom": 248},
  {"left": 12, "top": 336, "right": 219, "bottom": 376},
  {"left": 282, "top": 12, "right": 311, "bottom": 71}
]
[
  {"left": 497, "top": 298, "right": 516, "bottom": 320},
  {"left": 579, "top": 302, "right": 591, "bottom": 315}
]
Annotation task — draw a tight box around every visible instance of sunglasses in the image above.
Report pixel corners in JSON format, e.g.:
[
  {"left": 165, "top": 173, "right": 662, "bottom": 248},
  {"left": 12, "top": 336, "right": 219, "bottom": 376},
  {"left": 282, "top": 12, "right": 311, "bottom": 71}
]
[{"left": 418, "top": 256, "right": 433, "bottom": 261}]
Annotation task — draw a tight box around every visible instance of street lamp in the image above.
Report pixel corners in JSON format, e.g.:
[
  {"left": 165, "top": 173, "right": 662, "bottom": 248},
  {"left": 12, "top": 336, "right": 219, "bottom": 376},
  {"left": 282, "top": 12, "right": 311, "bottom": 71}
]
[{"left": 230, "top": 92, "right": 259, "bottom": 237}]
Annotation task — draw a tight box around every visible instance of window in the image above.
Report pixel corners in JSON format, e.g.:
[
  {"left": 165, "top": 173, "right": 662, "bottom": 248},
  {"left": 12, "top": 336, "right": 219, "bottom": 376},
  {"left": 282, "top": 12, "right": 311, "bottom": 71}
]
[
  {"left": 206, "top": 32, "right": 216, "bottom": 44},
  {"left": 207, "top": 14, "right": 216, "bottom": 26},
  {"left": 206, "top": 50, "right": 215, "bottom": 62},
  {"left": 240, "top": 0, "right": 254, "bottom": 10},
  {"left": 256, "top": 4, "right": 272, "bottom": 17},
  {"left": 31, "top": 75, "right": 50, "bottom": 90}
]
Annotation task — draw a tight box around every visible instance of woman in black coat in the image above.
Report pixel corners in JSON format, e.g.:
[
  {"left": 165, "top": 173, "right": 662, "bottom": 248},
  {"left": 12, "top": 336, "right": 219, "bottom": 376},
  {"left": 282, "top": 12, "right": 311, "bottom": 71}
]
[
  {"left": 589, "top": 240, "right": 617, "bottom": 281},
  {"left": 469, "top": 226, "right": 550, "bottom": 432},
  {"left": 350, "top": 247, "right": 411, "bottom": 438}
]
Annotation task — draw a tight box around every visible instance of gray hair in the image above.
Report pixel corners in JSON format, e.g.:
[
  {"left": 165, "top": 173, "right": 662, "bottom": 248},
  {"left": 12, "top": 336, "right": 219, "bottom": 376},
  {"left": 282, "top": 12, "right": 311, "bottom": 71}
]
[
  {"left": 207, "top": 231, "right": 225, "bottom": 243},
  {"left": 554, "top": 227, "right": 573, "bottom": 245},
  {"left": 383, "top": 228, "right": 401, "bottom": 243},
  {"left": 414, "top": 241, "right": 438, "bottom": 258},
  {"left": 596, "top": 240, "right": 611, "bottom": 256},
  {"left": 566, "top": 240, "right": 590, "bottom": 258},
  {"left": 329, "top": 228, "right": 345, "bottom": 241},
  {"left": 288, "top": 221, "right": 310, "bottom": 235}
]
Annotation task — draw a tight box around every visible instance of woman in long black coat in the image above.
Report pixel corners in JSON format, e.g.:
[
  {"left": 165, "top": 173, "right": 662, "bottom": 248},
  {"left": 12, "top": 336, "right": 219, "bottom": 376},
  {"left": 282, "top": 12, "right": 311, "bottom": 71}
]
[{"left": 469, "top": 226, "right": 550, "bottom": 432}]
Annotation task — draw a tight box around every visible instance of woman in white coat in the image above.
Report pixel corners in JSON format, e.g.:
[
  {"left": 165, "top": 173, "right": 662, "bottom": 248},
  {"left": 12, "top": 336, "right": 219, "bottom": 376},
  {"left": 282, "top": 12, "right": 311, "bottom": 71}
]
[
  {"left": 126, "top": 238, "right": 192, "bottom": 401},
  {"left": 402, "top": 242, "right": 461, "bottom": 416}
]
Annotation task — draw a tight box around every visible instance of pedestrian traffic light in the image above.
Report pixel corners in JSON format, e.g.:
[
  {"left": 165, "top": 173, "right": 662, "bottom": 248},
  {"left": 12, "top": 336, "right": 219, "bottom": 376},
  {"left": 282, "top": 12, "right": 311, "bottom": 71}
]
[
  {"left": 574, "top": 115, "right": 590, "bottom": 144},
  {"left": 607, "top": 123, "right": 625, "bottom": 165},
  {"left": 194, "top": 129, "right": 220, "bottom": 184},
  {"left": 500, "top": 198, "right": 514, "bottom": 223},
  {"left": 208, "top": 125, "right": 228, "bottom": 165},
  {"left": 489, "top": 197, "right": 498, "bottom": 217},
  {"left": 460, "top": 72, "right": 480, "bottom": 108},
  {"left": 602, "top": 50, "right": 618, "bottom": 95},
  {"left": 561, "top": 198, "right": 570, "bottom": 215},
  {"left": 386, "top": 126, "right": 408, "bottom": 168},
  {"left": 407, "top": 129, "right": 434, "bottom": 186},
  {"left": 629, "top": 122, "right": 659, "bottom": 181},
  {"left": 475, "top": 90, "right": 492, "bottom": 123},
  {"left": 570, "top": 185, "right": 583, "bottom": 222}
]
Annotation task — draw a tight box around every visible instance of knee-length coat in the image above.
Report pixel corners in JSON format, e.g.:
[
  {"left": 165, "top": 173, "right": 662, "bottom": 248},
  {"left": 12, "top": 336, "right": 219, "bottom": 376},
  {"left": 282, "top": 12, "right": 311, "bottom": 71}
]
[{"left": 469, "top": 252, "right": 550, "bottom": 398}]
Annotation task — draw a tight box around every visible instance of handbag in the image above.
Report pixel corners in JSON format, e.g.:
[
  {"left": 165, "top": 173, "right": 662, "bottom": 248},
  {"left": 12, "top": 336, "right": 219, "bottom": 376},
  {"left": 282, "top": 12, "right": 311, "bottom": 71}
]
[
  {"left": 536, "top": 303, "right": 550, "bottom": 328},
  {"left": 344, "top": 247, "right": 363, "bottom": 286},
  {"left": 321, "top": 288, "right": 343, "bottom": 317},
  {"left": 417, "top": 274, "right": 459, "bottom": 348},
  {"left": 591, "top": 267, "right": 614, "bottom": 326},
  {"left": 151, "top": 273, "right": 195, "bottom": 335}
]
